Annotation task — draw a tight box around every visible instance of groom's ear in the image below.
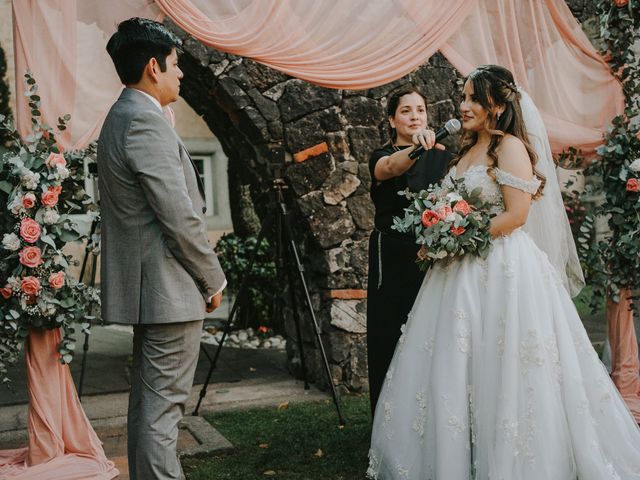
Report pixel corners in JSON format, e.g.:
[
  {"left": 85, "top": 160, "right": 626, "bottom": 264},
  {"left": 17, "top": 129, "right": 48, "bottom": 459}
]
[{"left": 144, "top": 57, "right": 165, "bottom": 85}]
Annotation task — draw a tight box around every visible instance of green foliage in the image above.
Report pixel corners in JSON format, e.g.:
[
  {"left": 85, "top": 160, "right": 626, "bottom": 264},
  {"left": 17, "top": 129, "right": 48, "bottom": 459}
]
[
  {"left": 183, "top": 395, "right": 371, "bottom": 479},
  {"left": 214, "top": 232, "right": 278, "bottom": 332},
  {"left": 0, "top": 73, "right": 99, "bottom": 384},
  {"left": 557, "top": 2, "right": 640, "bottom": 312}
]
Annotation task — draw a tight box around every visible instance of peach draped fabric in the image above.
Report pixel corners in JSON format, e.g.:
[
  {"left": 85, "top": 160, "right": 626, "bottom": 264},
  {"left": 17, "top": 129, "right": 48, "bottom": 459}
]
[
  {"left": 13, "top": 0, "right": 623, "bottom": 154},
  {"left": 607, "top": 290, "right": 640, "bottom": 422},
  {"left": 12, "top": 0, "right": 162, "bottom": 150},
  {"left": 440, "top": 0, "right": 624, "bottom": 155},
  {"left": 153, "top": 0, "right": 475, "bottom": 90},
  {"left": 0, "top": 329, "right": 118, "bottom": 479}
]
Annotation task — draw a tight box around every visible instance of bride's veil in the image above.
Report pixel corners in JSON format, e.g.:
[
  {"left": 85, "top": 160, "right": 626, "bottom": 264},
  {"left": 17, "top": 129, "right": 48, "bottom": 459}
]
[{"left": 518, "top": 89, "right": 585, "bottom": 297}]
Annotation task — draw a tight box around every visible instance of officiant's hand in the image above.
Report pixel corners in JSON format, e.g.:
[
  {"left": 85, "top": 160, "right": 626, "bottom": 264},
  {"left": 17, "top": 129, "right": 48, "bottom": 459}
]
[
  {"left": 412, "top": 128, "right": 445, "bottom": 151},
  {"left": 206, "top": 292, "right": 223, "bottom": 313}
]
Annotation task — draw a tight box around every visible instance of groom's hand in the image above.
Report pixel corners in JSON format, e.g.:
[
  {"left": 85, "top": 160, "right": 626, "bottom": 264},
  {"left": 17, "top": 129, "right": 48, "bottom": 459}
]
[{"left": 206, "top": 292, "right": 223, "bottom": 313}]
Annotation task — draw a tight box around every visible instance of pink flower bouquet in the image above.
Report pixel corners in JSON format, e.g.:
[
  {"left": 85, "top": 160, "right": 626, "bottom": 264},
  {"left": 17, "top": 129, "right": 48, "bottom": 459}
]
[{"left": 392, "top": 180, "right": 493, "bottom": 269}]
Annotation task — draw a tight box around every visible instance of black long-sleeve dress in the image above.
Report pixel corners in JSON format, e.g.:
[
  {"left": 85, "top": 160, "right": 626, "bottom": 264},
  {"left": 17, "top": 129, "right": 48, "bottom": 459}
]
[{"left": 367, "top": 144, "right": 452, "bottom": 414}]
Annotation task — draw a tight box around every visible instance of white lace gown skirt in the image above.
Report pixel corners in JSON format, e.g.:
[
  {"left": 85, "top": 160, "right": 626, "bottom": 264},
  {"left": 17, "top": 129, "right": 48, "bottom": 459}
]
[{"left": 368, "top": 230, "right": 640, "bottom": 480}]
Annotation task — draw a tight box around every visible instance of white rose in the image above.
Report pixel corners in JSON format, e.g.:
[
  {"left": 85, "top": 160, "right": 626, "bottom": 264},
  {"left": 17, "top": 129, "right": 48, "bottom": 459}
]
[
  {"left": 54, "top": 166, "right": 70, "bottom": 180},
  {"left": 2, "top": 233, "right": 20, "bottom": 251},
  {"left": 7, "top": 197, "right": 25, "bottom": 215},
  {"left": 6, "top": 276, "right": 20, "bottom": 290},
  {"left": 445, "top": 212, "right": 462, "bottom": 223},
  {"left": 446, "top": 192, "right": 463, "bottom": 202},
  {"left": 629, "top": 158, "right": 640, "bottom": 173},
  {"left": 43, "top": 209, "right": 60, "bottom": 225},
  {"left": 39, "top": 301, "right": 57, "bottom": 317},
  {"left": 20, "top": 169, "right": 40, "bottom": 190}
]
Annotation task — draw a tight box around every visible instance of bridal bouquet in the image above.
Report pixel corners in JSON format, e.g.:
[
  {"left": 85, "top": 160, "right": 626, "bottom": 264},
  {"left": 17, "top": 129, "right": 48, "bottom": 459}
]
[
  {"left": 392, "top": 180, "right": 493, "bottom": 269},
  {"left": 0, "top": 74, "right": 99, "bottom": 383}
]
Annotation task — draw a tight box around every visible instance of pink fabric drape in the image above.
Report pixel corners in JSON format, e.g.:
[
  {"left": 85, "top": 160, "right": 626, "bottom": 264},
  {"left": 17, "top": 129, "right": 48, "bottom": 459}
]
[
  {"left": 0, "top": 329, "right": 118, "bottom": 479},
  {"left": 440, "top": 0, "right": 624, "bottom": 155},
  {"left": 13, "top": 0, "right": 162, "bottom": 150},
  {"left": 13, "top": 0, "right": 622, "bottom": 156},
  {"left": 153, "top": 0, "right": 476, "bottom": 90},
  {"left": 607, "top": 290, "right": 640, "bottom": 422}
]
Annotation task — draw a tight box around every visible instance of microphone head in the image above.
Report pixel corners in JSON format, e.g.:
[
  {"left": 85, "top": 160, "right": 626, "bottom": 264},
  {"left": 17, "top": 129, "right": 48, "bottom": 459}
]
[{"left": 444, "top": 118, "right": 462, "bottom": 135}]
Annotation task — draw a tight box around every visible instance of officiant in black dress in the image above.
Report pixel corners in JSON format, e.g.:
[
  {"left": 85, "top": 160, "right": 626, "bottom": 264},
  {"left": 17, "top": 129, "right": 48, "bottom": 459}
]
[{"left": 367, "top": 86, "right": 453, "bottom": 413}]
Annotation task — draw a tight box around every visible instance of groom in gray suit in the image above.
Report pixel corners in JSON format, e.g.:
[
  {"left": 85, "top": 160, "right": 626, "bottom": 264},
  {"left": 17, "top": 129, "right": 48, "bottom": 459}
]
[{"left": 98, "top": 18, "right": 226, "bottom": 480}]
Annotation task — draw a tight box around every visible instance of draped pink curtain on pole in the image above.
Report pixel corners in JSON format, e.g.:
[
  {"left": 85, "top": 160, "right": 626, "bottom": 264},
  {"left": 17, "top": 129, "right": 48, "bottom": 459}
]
[{"left": 440, "top": 0, "right": 624, "bottom": 155}]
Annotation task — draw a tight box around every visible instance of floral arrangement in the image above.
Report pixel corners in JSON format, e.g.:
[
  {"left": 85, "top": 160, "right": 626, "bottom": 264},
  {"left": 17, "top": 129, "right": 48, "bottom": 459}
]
[
  {"left": 0, "top": 74, "right": 99, "bottom": 384},
  {"left": 391, "top": 181, "right": 493, "bottom": 269},
  {"left": 560, "top": 0, "right": 640, "bottom": 312}
]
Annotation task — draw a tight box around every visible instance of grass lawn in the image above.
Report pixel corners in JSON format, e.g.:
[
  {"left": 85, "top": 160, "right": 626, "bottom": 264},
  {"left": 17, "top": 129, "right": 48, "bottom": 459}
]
[{"left": 183, "top": 394, "right": 372, "bottom": 480}]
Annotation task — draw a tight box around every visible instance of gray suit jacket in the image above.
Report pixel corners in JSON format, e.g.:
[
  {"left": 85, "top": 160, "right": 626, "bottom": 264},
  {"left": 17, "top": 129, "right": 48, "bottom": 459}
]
[{"left": 97, "top": 88, "right": 226, "bottom": 324}]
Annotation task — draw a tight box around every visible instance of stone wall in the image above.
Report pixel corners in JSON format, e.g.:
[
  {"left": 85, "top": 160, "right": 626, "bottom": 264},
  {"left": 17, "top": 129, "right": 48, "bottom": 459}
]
[{"left": 169, "top": 0, "right": 599, "bottom": 392}]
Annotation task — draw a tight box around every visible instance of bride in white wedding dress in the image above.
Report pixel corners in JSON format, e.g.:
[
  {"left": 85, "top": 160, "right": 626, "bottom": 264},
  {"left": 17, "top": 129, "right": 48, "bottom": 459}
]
[{"left": 367, "top": 65, "right": 640, "bottom": 480}]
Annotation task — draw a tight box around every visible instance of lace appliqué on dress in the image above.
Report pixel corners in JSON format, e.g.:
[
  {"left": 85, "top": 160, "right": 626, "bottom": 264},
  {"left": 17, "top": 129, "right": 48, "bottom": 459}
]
[{"left": 495, "top": 168, "right": 541, "bottom": 195}]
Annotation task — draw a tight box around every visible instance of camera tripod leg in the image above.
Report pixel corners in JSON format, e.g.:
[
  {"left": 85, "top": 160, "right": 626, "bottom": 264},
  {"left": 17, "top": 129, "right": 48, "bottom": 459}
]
[
  {"left": 278, "top": 201, "right": 346, "bottom": 426},
  {"left": 277, "top": 203, "right": 310, "bottom": 390},
  {"left": 192, "top": 209, "right": 276, "bottom": 416}
]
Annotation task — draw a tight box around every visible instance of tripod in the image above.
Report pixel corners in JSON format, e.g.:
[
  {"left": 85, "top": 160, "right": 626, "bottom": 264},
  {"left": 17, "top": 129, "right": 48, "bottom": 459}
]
[
  {"left": 192, "top": 158, "right": 346, "bottom": 426},
  {"left": 76, "top": 216, "right": 100, "bottom": 400}
]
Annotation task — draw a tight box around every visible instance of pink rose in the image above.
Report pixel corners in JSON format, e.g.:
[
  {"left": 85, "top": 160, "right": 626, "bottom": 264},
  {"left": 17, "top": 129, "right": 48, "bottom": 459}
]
[
  {"left": 19, "top": 218, "right": 41, "bottom": 244},
  {"left": 45, "top": 153, "right": 66, "bottom": 169},
  {"left": 626, "top": 178, "right": 639, "bottom": 192},
  {"left": 20, "top": 276, "right": 41, "bottom": 296},
  {"left": 0, "top": 286, "right": 12, "bottom": 300},
  {"left": 50, "top": 185, "right": 62, "bottom": 195},
  {"left": 22, "top": 193, "right": 36, "bottom": 209},
  {"left": 41, "top": 188, "right": 59, "bottom": 208},
  {"left": 450, "top": 225, "right": 466, "bottom": 236},
  {"left": 453, "top": 200, "right": 471, "bottom": 216},
  {"left": 48, "top": 271, "right": 65, "bottom": 289},
  {"left": 19, "top": 246, "right": 43, "bottom": 268},
  {"left": 421, "top": 209, "right": 441, "bottom": 228},
  {"left": 436, "top": 205, "right": 453, "bottom": 220},
  {"left": 615, "top": 0, "right": 628, "bottom": 6}
]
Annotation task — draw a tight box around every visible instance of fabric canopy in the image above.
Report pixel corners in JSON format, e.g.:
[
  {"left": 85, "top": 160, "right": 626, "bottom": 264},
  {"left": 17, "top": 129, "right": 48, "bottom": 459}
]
[
  {"left": 153, "top": 0, "right": 476, "bottom": 90},
  {"left": 12, "top": 0, "right": 624, "bottom": 152}
]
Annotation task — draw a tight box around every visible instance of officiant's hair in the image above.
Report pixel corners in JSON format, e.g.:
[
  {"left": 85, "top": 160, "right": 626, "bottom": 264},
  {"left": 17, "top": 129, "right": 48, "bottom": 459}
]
[{"left": 107, "top": 17, "right": 182, "bottom": 85}]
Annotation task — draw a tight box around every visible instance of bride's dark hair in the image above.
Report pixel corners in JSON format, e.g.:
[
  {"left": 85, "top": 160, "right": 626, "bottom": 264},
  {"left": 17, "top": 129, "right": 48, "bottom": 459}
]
[{"left": 455, "top": 65, "right": 545, "bottom": 198}]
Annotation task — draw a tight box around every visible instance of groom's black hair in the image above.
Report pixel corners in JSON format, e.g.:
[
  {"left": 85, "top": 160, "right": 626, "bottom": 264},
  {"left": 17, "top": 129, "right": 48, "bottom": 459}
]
[{"left": 106, "top": 17, "right": 182, "bottom": 85}]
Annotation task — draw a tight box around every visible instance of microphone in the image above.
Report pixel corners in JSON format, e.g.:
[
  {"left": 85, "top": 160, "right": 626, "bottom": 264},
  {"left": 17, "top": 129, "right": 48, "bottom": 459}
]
[{"left": 408, "top": 118, "right": 461, "bottom": 160}]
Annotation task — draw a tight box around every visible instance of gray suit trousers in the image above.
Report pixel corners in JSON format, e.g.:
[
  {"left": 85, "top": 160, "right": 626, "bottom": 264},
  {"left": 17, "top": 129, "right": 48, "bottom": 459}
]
[{"left": 127, "top": 320, "right": 203, "bottom": 480}]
